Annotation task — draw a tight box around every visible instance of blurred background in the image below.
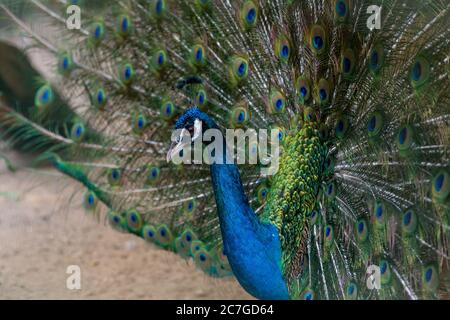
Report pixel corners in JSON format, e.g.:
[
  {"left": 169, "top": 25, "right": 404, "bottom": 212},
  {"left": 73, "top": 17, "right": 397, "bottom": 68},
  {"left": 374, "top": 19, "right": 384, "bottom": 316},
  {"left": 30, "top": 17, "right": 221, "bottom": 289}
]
[
  {"left": 0, "top": 1, "right": 251, "bottom": 300},
  {"left": 0, "top": 150, "right": 251, "bottom": 299}
]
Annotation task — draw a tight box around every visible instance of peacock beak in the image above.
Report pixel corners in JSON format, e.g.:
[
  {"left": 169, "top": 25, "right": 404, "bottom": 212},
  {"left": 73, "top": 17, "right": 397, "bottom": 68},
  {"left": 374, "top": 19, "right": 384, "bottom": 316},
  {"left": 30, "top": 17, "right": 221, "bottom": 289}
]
[
  {"left": 167, "top": 128, "right": 190, "bottom": 163},
  {"left": 167, "top": 120, "right": 203, "bottom": 163},
  {"left": 192, "top": 119, "right": 202, "bottom": 142},
  {"left": 166, "top": 142, "right": 182, "bottom": 162}
]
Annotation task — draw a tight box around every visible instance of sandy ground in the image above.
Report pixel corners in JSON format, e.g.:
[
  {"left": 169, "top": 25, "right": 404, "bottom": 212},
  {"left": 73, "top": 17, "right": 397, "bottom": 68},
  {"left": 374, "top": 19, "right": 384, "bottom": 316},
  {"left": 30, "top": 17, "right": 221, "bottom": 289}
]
[
  {"left": 0, "top": 151, "right": 252, "bottom": 300},
  {"left": 0, "top": 25, "right": 252, "bottom": 300}
]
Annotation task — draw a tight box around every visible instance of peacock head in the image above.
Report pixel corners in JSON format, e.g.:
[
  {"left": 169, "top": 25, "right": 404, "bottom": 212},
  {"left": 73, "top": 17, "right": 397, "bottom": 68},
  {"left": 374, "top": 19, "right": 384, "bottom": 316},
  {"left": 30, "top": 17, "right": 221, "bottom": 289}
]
[{"left": 166, "top": 107, "right": 218, "bottom": 162}]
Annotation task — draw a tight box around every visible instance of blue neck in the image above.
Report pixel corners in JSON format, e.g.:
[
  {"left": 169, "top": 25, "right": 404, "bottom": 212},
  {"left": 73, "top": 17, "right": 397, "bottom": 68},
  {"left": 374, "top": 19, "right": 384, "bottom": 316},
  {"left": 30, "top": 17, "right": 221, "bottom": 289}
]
[
  {"left": 210, "top": 162, "right": 289, "bottom": 299},
  {"left": 176, "top": 108, "right": 289, "bottom": 299}
]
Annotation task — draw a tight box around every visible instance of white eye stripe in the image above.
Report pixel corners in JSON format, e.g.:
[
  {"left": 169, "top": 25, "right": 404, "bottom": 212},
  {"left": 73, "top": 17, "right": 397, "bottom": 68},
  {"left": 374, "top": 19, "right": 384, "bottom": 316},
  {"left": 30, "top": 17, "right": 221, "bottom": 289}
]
[{"left": 192, "top": 119, "right": 202, "bottom": 141}]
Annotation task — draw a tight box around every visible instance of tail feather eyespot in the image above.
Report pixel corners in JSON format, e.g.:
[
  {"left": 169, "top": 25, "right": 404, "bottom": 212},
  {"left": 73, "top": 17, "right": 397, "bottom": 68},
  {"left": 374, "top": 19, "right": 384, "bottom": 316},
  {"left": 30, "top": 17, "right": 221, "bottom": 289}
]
[
  {"left": 116, "top": 14, "right": 132, "bottom": 38},
  {"left": 70, "top": 122, "right": 86, "bottom": 142},
  {"left": 422, "top": 265, "right": 439, "bottom": 293},
  {"left": 355, "top": 218, "right": 369, "bottom": 243},
  {"left": 155, "top": 224, "right": 174, "bottom": 248},
  {"left": 58, "top": 51, "right": 74, "bottom": 76},
  {"left": 335, "top": 0, "right": 350, "bottom": 23},
  {"left": 35, "top": 84, "right": 54, "bottom": 109},
  {"left": 310, "top": 25, "right": 328, "bottom": 55},
  {"left": 240, "top": 1, "right": 259, "bottom": 30},
  {"left": 143, "top": 225, "right": 157, "bottom": 243},
  {"left": 89, "top": 21, "right": 105, "bottom": 46},
  {"left": 229, "top": 56, "right": 249, "bottom": 85},
  {"left": 431, "top": 170, "right": 449, "bottom": 203},
  {"left": 275, "top": 35, "right": 291, "bottom": 63},
  {"left": 410, "top": 56, "right": 431, "bottom": 89},
  {"left": 126, "top": 209, "right": 143, "bottom": 233},
  {"left": 83, "top": 190, "right": 97, "bottom": 211},
  {"left": 345, "top": 282, "right": 358, "bottom": 300}
]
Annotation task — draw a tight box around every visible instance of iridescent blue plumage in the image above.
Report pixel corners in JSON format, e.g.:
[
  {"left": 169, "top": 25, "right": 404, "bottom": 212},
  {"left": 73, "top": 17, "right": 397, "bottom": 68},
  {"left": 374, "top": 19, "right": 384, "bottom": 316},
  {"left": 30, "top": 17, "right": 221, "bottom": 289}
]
[{"left": 175, "top": 108, "right": 289, "bottom": 299}]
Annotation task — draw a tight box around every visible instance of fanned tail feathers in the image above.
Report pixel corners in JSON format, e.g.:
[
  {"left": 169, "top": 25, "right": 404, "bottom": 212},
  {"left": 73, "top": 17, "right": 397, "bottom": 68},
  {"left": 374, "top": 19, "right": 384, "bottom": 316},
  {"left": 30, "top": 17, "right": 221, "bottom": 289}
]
[{"left": 0, "top": 0, "right": 448, "bottom": 299}]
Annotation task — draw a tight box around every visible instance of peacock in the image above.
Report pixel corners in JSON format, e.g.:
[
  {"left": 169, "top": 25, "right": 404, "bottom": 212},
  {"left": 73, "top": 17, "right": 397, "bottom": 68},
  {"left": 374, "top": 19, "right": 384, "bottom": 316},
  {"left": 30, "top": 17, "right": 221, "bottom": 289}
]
[{"left": 0, "top": 0, "right": 448, "bottom": 300}]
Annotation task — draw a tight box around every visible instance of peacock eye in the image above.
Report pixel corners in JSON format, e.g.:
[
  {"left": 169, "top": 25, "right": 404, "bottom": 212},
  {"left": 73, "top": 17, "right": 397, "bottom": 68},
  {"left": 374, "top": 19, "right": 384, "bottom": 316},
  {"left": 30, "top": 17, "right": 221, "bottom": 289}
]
[
  {"left": 108, "top": 211, "right": 125, "bottom": 230},
  {"left": 116, "top": 14, "right": 132, "bottom": 37},
  {"left": 71, "top": 122, "right": 86, "bottom": 142},
  {"left": 269, "top": 90, "right": 286, "bottom": 114},
  {"left": 325, "top": 182, "right": 336, "bottom": 199},
  {"left": 195, "top": 88, "right": 208, "bottom": 109},
  {"left": 431, "top": 170, "right": 449, "bottom": 203},
  {"left": 93, "top": 86, "right": 107, "bottom": 109},
  {"left": 302, "top": 289, "right": 314, "bottom": 300},
  {"left": 367, "top": 111, "right": 384, "bottom": 137},
  {"left": 190, "top": 44, "right": 207, "bottom": 67},
  {"left": 271, "top": 126, "right": 285, "bottom": 143},
  {"left": 310, "top": 25, "right": 328, "bottom": 55},
  {"left": 346, "top": 282, "right": 358, "bottom": 300},
  {"left": 150, "top": 0, "right": 167, "bottom": 19},
  {"left": 90, "top": 21, "right": 105, "bottom": 45},
  {"left": 119, "top": 63, "right": 134, "bottom": 85},
  {"left": 355, "top": 218, "right": 369, "bottom": 243},
  {"left": 151, "top": 49, "right": 168, "bottom": 73},
  {"left": 132, "top": 113, "right": 146, "bottom": 134},
  {"left": 315, "top": 78, "right": 332, "bottom": 106},
  {"left": 310, "top": 210, "right": 320, "bottom": 225},
  {"left": 401, "top": 209, "right": 418, "bottom": 235},
  {"left": 108, "top": 168, "right": 122, "bottom": 186},
  {"left": 160, "top": 100, "right": 176, "bottom": 121},
  {"left": 396, "top": 125, "right": 414, "bottom": 152},
  {"left": 256, "top": 184, "right": 269, "bottom": 204},
  {"left": 369, "top": 43, "right": 384, "bottom": 74},
  {"left": 126, "top": 209, "right": 143, "bottom": 232},
  {"left": 230, "top": 106, "right": 249, "bottom": 128},
  {"left": 35, "top": 84, "right": 54, "bottom": 109},
  {"left": 275, "top": 34, "right": 291, "bottom": 63},
  {"left": 296, "top": 77, "right": 311, "bottom": 104},
  {"left": 83, "top": 190, "right": 97, "bottom": 210},
  {"left": 335, "top": 117, "right": 350, "bottom": 139},
  {"left": 155, "top": 224, "right": 173, "bottom": 247},
  {"left": 341, "top": 48, "right": 356, "bottom": 78},
  {"left": 190, "top": 240, "right": 204, "bottom": 257},
  {"left": 58, "top": 51, "right": 74, "bottom": 75},
  {"left": 194, "top": 248, "right": 214, "bottom": 275},
  {"left": 240, "top": 1, "right": 258, "bottom": 30},
  {"left": 229, "top": 56, "right": 249, "bottom": 86},
  {"left": 146, "top": 166, "right": 160, "bottom": 185},
  {"left": 143, "top": 224, "right": 157, "bottom": 243},
  {"left": 410, "top": 56, "right": 431, "bottom": 89},
  {"left": 380, "top": 259, "right": 392, "bottom": 285},
  {"left": 422, "top": 265, "right": 439, "bottom": 292},
  {"left": 335, "top": 0, "right": 349, "bottom": 20},
  {"left": 184, "top": 199, "right": 197, "bottom": 214}
]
